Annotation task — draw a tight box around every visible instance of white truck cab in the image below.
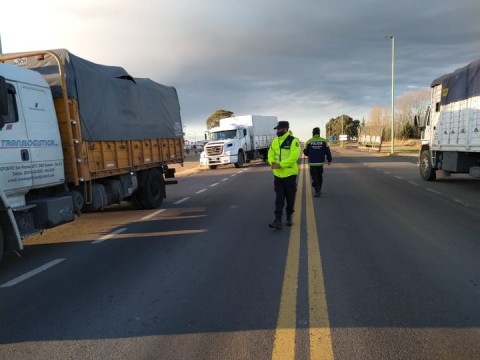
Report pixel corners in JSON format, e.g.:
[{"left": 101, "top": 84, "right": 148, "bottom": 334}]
[
  {"left": 0, "top": 64, "right": 65, "bottom": 204},
  {"left": 0, "top": 64, "right": 69, "bottom": 258},
  {"left": 200, "top": 124, "right": 249, "bottom": 169}
]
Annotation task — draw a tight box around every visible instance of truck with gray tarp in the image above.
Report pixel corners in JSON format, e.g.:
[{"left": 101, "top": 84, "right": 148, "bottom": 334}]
[
  {"left": 415, "top": 58, "right": 480, "bottom": 181},
  {"left": 0, "top": 49, "right": 183, "bottom": 260}
]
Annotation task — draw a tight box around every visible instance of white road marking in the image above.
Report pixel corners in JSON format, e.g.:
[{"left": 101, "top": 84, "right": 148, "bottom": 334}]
[
  {"left": 426, "top": 188, "right": 442, "bottom": 195},
  {"left": 1, "top": 259, "right": 66, "bottom": 288},
  {"left": 221, "top": 178, "right": 229, "bottom": 182},
  {"left": 210, "top": 183, "right": 219, "bottom": 187},
  {"left": 231, "top": 174, "right": 237, "bottom": 177},
  {"left": 173, "top": 197, "right": 190, "bottom": 205},
  {"left": 196, "top": 189, "right": 208, "bottom": 194},
  {"left": 92, "top": 228, "right": 127, "bottom": 244},
  {"left": 452, "top": 198, "right": 466, "bottom": 205},
  {"left": 408, "top": 181, "right": 419, "bottom": 186},
  {"left": 395, "top": 176, "right": 403, "bottom": 180},
  {"left": 141, "top": 209, "right": 166, "bottom": 220},
  {"left": 384, "top": 171, "right": 391, "bottom": 175}
]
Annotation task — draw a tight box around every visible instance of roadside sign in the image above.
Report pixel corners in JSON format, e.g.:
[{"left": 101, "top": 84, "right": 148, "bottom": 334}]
[{"left": 339, "top": 134, "right": 348, "bottom": 141}]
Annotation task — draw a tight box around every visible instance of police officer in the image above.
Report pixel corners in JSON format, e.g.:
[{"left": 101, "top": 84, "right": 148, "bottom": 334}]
[
  {"left": 268, "top": 121, "right": 301, "bottom": 229},
  {"left": 303, "top": 127, "right": 332, "bottom": 197}
]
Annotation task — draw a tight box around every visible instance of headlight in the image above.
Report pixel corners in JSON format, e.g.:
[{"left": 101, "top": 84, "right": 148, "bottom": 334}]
[{"left": 225, "top": 150, "right": 232, "bottom": 156}]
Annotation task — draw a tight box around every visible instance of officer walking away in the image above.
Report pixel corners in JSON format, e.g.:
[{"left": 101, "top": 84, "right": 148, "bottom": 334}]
[
  {"left": 268, "top": 121, "right": 301, "bottom": 229},
  {"left": 303, "top": 127, "right": 332, "bottom": 197}
]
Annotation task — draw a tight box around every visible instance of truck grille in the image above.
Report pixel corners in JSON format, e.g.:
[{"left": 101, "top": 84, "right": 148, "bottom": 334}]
[{"left": 206, "top": 145, "right": 223, "bottom": 156}]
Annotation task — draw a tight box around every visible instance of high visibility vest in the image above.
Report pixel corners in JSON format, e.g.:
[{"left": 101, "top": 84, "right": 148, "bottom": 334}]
[{"left": 268, "top": 131, "right": 301, "bottom": 178}]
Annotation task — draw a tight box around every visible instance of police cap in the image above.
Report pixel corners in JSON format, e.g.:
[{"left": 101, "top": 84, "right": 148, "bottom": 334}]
[{"left": 274, "top": 121, "right": 290, "bottom": 129}]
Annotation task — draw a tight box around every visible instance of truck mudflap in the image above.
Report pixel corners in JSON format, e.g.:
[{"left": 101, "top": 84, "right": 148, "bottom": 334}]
[{"left": 0, "top": 187, "right": 23, "bottom": 252}]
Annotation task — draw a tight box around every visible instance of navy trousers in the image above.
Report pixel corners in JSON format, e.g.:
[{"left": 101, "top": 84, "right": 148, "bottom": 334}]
[
  {"left": 273, "top": 175, "right": 297, "bottom": 217},
  {"left": 309, "top": 165, "right": 324, "bottom": 192}
]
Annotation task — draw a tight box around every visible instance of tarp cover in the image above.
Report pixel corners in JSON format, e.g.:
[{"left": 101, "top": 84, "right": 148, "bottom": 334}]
[
  {"left": 4, "top": 49, "right": 183, "bottom": 141},
  {"left": 431, "top": 58, "right": 480, "bottom": 105}
]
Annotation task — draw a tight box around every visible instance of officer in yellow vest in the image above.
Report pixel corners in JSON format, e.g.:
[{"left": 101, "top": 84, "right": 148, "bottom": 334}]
[{"left": 267, "top": 121, "right": 301, "bottom": 229}]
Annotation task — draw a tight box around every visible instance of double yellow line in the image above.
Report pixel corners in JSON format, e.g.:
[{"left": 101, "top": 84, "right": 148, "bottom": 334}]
[{"left": 272, "top": 162, "right": 334, "bottom": 360}]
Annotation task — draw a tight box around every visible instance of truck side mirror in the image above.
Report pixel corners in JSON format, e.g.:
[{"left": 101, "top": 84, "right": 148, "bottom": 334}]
[
  {"left": 243, "top": 129, "right": 247, "bottom": 136},
  {"left": 414, "top": 115, "right": 425, "bottom": 130},
  {"left": 0, "top": 76, "right": 8, "bottom": 116},
  {"left": 413, "top": 115, "right": 419, "bottom": 127}
]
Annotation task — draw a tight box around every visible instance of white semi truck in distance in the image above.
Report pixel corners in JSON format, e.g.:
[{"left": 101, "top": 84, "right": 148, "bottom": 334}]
[
  {"left": 200, "top": 115, "right": 277, "bottom": 169},
  {"left": 415, "top": 58, "right": 480, "bottom": 181}
]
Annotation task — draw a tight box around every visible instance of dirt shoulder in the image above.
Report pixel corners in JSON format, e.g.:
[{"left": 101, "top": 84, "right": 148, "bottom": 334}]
[
  {"left": 335, "top": 139, "right": 420, "bottom": 158},
  {"left": 169, "top": 152, "right": 205, "bottom": 177}
]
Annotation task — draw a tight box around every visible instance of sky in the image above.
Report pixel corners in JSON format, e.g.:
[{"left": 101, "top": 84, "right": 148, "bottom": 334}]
[{"left": 2, "top": 0, "right": 480, "bottom": 142}]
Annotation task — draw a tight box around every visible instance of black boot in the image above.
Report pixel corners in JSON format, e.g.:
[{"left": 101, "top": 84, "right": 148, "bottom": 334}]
[
  {"left": 268, "top": 216, "right": 282, "bottom": 229},
  {"left": 314, "top": 188, "right": 321, "bottom": 197},
  {"left": 286, "top": 214, "right": 293, "bottom": 226}
]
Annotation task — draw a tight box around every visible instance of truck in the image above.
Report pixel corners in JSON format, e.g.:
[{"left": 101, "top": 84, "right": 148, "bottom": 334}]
[
  {"left": 200, "top": 115, "right": 277, "bottom": 169},
  {"left": 0, "top": 49, "right": 183, "bottom": 260},
  {"left": 415, "top": 58, "right": 480, "bottom": 181}
]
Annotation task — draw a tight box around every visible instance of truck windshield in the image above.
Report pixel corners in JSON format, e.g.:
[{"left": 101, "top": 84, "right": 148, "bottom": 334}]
[{"left": 210, "top": 130, "right": 237, "bottom": 141}]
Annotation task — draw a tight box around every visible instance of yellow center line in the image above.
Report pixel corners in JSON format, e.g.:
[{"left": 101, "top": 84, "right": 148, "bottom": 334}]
[
  {"left": 271, "top": 162, "right": 334, "bottom": 359},
  {"left": 305, "top": 166, "right": 334, "bottom": 359},
  {"left": 271, "top": 162, "right": 304, "bottom": 360}
]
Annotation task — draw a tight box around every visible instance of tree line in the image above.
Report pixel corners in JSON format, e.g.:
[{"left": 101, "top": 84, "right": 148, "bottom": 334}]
[
  {"left": 326, "top": 88, "right": 430, "bottom": 141},
  {"left": 203, "top": 87, "right": 430, "bottom": 142}
]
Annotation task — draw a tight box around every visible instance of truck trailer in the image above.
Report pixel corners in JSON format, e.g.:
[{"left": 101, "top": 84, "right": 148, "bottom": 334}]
[
  {"left": 0, "top": 49, "right": 183, "bottom": 260},
  {"left": 200, "top": 115, "right": 277, "bottom": 169},
  {"left": 415, "top": 58, "right": 480, "bottom": 181}
]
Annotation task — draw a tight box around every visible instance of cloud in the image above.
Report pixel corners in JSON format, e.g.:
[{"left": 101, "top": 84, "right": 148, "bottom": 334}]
[{"left": 1, "top": 0, "right": 480, "bottom": 140}]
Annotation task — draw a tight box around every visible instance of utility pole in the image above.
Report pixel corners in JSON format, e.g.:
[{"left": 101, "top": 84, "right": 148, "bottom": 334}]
[{"left": 385, "top": 35, "right": 395, "bottom": 155}]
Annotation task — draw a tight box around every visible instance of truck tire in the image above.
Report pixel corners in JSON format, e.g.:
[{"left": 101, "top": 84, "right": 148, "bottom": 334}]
[
  {"left": 136, "top": 168, "right": 165, "bottom": 209},
  {"left": 420, "top": 149, "right": 436, "bottom": 181},
  {"left": 83, "top": 184, "right": 107, "bottom": 212},
  {"left": 208, "top": 165, "right": 217, "bottom": 170},
  {"left": 235, "top": 152, "right": 244, "bottom": 168}
]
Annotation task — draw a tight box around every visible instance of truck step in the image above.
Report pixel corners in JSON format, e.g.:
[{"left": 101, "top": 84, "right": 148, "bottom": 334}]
[
  {"left": 20, "top": 228, "right": 45, "bottom": 239},
  {"left": 12, "top": 204, "right": 37, "bottom": 212}
]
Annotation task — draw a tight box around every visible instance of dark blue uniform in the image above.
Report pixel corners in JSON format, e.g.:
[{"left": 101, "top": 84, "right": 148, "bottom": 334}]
[{"left": 303, "top": 134, "right": 332, "bottom": 196}]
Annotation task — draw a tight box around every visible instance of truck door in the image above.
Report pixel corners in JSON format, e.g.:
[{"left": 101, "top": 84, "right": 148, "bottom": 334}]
[
  {"left": 0, "top": 81, "right": 33, "bottom": 201},
  {"left": 17, "top": 83, "right": 64, "bottom": 189}
]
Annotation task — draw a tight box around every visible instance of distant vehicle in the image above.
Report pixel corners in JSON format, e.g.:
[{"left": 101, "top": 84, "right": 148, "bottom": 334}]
[
  {"left": 0, "top": 49, "right": 183, "bottom": 261},
  {"left": 200, "top": 115, "right": 277, "bottom": 169},
  {"left": 415, "top": 58, "right": 480, "bottom": 181}
]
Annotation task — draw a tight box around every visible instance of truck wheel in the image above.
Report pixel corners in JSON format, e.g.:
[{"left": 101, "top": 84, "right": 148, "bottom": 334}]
[
  {"left": 83, "top": 184, "right": 107, "bottom": 212},
  {"left": 137, "top": 168, "right": 165, "bottom": 209},
  {"left": 420, "top": 149, "right": 436, "bottom": 181},
  {"left": 235, "top": 152, "right": 244, "bottom": 168},
  {"left": 208, "top": 165, "right": 217, "bottom": 170}
]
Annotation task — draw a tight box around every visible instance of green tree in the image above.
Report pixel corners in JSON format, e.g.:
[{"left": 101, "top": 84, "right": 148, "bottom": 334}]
[
  {"left": 399, "top": 122, "right": 415, "bottom": 140},
  {"left": 206, "top": 109, "right": 234, "bottom": 129},
  {"left": 326, "top": 114, "right": 359, "bottom": 139}
]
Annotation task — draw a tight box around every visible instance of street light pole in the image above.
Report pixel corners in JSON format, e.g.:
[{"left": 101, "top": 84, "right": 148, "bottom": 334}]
[
  {"left": 339, "top": 98, "right": 344, "bottom": 147},
  {"left": 385, "top": 35, "right": 395, "bottom": 155}
]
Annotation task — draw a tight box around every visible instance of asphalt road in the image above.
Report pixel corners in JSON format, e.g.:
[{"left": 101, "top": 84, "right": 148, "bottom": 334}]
[{"left": 0, "top": 148, "right": 479, "bottom": 359}]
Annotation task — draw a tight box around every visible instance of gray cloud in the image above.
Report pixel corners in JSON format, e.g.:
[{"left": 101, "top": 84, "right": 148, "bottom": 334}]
[{"left": 2, "top": 0, "right": 479, "bottom": 140}]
